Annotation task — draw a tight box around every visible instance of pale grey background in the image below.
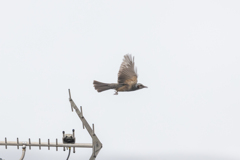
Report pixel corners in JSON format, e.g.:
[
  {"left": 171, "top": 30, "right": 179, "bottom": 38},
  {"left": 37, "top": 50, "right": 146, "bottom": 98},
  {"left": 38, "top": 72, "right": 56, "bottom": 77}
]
[{"left": 0, "top": 1, "right": 240, "bottom": 160}]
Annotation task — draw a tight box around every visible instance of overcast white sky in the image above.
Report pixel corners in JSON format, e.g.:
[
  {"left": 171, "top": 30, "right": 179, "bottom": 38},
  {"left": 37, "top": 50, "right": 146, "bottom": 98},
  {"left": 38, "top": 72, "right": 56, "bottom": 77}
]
[{"left": 1, "top": 1, "right": 240, "bottom": 160}]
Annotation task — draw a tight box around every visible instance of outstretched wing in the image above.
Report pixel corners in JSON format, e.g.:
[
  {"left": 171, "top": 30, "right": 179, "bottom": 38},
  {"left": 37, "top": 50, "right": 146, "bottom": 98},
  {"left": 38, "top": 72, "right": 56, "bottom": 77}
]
[{"left": 118, "top": 54, "right": 138, "bottom": 85}]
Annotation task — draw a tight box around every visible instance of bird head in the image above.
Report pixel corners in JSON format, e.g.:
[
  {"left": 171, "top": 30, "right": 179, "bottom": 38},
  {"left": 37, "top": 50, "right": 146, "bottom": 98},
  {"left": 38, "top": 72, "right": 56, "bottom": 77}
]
[{"left": 136, "top": 83, "right": 148, "bottom": 89}]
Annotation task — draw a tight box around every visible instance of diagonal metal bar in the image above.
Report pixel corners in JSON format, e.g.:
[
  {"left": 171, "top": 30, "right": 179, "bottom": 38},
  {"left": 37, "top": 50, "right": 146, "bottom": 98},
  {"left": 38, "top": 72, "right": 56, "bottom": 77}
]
[{"left": 68, "top": 89, "right": 102, "bottom": 160}]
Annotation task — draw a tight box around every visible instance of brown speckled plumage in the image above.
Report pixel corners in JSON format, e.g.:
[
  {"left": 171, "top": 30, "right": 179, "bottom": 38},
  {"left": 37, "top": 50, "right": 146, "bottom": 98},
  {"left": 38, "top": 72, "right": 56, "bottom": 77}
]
[{"left": 93, "top": 54, "right": 147, "bottom": 95}]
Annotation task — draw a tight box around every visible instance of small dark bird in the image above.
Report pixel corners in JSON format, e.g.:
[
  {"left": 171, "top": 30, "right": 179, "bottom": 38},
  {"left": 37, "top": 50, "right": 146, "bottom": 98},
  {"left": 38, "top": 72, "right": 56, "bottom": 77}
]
[{"left": 93, "top": 54, "right": 147, "bottom": 95}]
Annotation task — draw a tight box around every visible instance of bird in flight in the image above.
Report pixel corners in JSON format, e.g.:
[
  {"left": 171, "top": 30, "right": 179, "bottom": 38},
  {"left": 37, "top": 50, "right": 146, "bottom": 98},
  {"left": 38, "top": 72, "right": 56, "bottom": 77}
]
[{"left": 93, "top": 54, "right": 147, "bottom": 95}]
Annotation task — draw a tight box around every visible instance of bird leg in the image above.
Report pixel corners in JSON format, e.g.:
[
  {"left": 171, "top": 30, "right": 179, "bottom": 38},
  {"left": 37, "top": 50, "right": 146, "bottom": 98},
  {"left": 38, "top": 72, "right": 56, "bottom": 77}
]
[{"left": 114, "top": 91, "right": 118, "bottom": 95}]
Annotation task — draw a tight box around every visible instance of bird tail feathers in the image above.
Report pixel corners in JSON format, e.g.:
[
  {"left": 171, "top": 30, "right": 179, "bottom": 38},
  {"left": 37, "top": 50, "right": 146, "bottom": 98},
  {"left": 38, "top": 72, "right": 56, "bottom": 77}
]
[{"left": 93, "top": 80, "right": 114, "bottom": 92}]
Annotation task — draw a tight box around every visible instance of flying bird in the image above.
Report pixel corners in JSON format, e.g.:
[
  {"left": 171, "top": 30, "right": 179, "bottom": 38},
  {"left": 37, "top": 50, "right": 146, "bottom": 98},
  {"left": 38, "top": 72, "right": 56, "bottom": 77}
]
[{"left": 93, "top": 54, "right": 147, "bottom": 95}]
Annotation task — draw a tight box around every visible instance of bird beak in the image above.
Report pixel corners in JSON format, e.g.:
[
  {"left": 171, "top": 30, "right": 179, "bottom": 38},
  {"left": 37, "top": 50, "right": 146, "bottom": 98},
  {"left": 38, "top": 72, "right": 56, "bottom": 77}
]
[{"left": 143, "top": 86, "right": 148, "bottom": 88}]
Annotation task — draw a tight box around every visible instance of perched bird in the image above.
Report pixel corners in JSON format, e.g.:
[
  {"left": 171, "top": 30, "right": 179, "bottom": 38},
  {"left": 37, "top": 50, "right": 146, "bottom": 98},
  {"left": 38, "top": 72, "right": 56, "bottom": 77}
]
[{"left": 93, "top": 54, "right": 147, "bottom": 95}]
